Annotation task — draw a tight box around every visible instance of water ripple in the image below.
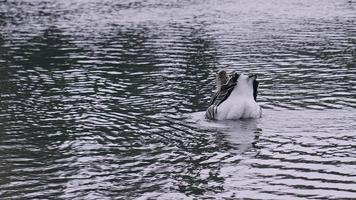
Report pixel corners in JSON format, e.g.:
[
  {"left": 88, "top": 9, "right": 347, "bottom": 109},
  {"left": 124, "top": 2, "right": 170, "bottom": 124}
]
[{"left": 1, "top": 0, "right": 356, "bottom": 199}]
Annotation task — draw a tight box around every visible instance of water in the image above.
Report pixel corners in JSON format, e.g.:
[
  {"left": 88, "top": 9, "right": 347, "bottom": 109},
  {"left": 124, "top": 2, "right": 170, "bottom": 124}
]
[{"left": 0, "top": 0, "right": 355, "bottom": 199}]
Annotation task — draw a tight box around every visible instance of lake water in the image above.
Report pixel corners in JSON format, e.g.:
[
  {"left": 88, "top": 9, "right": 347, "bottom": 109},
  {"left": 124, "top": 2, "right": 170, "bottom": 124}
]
[{"left": 0, "top": 0, "right": 355, "bottom": 199}]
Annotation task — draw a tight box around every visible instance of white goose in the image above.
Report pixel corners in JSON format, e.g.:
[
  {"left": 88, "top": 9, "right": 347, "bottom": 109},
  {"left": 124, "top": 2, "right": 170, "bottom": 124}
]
[{"left": 205, "top": 71, "right": 262, "bottom": 120}]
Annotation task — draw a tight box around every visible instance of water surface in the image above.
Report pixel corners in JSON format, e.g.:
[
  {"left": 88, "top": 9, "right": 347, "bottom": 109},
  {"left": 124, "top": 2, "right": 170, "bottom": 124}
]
[{"left": 0, "top": 0, "right": 356, "bottom": 199}]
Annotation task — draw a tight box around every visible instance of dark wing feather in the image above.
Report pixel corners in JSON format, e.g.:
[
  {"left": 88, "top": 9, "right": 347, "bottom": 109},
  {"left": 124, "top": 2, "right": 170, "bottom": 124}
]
[
  {"left": 206, "top": 82, "right": 236, "bottom": 120},
  {"left": 217, "top": 85, "right": 235, "bottom": 106},
  {"left": 205, "top": 72, "right": 239, "bottom": 120},
  {"left": 253, "top": 80, "right": 259, "bottom": 101},
  {"left": 208, "top": 89, "right": 220, "bottom": 107}
]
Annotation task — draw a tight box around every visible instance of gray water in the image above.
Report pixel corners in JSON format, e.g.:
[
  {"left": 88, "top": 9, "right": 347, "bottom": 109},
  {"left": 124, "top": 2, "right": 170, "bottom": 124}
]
[{"left": 0, "top": 0, "right": 356, "bottom": 199}]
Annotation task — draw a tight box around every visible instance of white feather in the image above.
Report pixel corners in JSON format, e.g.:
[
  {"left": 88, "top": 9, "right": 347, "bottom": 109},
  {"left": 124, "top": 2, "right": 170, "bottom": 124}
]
[{"left": 216, "top": 74, "right": 261, "bottom": 120}]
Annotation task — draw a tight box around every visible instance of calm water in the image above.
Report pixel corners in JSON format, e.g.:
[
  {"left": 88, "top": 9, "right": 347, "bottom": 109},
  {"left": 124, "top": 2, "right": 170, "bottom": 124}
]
[{"left": 0, "top": 0, "right": 356, "bottom": 199}]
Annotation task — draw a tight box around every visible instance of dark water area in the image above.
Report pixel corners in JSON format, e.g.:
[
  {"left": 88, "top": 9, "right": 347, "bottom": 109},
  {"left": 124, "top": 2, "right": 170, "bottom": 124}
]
[{"left": 0, "top": 0, "right": 355, "bottom": 199}]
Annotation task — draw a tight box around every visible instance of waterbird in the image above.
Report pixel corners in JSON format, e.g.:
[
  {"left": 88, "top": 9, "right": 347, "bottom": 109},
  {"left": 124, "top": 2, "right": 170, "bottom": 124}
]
[{"left": 205, "top": 70, "right": 262, "bottom": 120}]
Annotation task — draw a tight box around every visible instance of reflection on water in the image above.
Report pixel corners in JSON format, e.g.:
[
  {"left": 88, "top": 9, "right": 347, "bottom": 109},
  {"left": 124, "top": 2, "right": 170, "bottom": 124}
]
[{"left": 0, "top": 0, "right": 356, "bottom": 199}]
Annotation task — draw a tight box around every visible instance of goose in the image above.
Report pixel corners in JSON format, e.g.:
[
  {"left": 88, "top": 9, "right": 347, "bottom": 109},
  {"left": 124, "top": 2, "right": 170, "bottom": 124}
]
[{"left": 205, "top": 70, "right": 262, "bottom": 120}]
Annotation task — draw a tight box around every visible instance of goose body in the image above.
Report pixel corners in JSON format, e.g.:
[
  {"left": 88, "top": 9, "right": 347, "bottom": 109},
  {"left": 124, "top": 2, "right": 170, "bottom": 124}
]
[{"left": 205, "top": 72, "right": 261, "bottom": 120}]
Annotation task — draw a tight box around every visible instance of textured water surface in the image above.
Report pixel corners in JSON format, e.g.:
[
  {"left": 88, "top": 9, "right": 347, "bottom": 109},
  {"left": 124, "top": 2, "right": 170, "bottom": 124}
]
[{"left": 0, "top": 0, "right": 356, "bottom": 199}]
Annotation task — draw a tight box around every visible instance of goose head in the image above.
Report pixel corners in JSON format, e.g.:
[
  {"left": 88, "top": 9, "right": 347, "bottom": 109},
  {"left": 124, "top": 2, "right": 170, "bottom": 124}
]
[{"left": 216, "top": 70, "right": 228, "bottom": 90}]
